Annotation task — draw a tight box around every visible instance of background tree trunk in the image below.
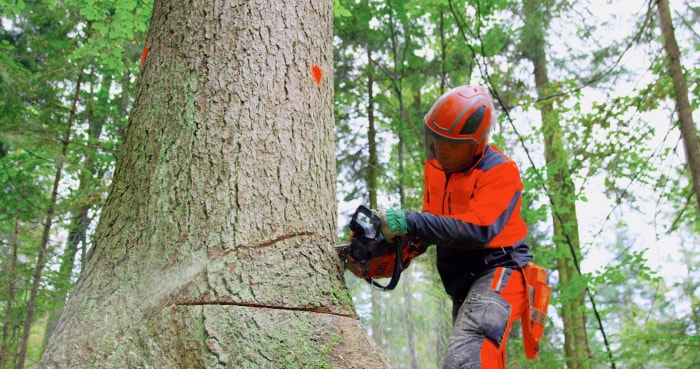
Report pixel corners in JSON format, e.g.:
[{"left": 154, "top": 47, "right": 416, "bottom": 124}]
[
  {"left": 18, "top": 69, "right": 82, "bottom": 369},
  {"left": 44, "top": 65, "right": 109, "bottom": 344},
  {"left": 656, "top": 0, "right": 700, "bottom": 213},
  {"left": 0, "top": 202, "right": 21, "bottom": 369},
  {"left": 521, "top": 1, "right": 592, "bottom": 368},
  {"left": 40, "top": 1, "right": 392, "bottom": 368},
  {"left": 366, "top": 47, "right": 387, "bottom": 350}
]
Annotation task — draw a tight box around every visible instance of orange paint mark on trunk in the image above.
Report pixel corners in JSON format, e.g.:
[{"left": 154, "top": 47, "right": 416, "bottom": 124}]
[
  {"left": 140, "top": 45, "right": 149, "bottom": 69},
  {"left": 311, "top": 65, "right": 322, "bottom": 85}
]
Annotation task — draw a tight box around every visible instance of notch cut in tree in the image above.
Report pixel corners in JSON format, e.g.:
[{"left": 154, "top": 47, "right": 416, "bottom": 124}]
[{"left": 40, "top": 1, "right": 392, "bottom": 368}]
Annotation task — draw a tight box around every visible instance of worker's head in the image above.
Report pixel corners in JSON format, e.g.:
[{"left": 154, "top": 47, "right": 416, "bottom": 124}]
[{"left": 424, "top": 85, "right": 496, "bottom": 172}]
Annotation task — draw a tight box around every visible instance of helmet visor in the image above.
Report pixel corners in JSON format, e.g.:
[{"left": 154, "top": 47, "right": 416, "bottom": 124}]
[{"left": 425, "top": 127, "right": 478, "bottom": 172}]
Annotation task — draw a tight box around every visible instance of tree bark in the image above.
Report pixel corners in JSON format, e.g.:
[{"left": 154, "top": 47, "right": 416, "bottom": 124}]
[
  {"left": 656, "top": 0, "right": 700, "bottom": 213},
  {"left": 40, "top": 1, "right": 392, "bottom": 368},
  {"left": 0, "top": 200, "right": 21, "bottom": 369},
  {"left": 367, "top": 47, "right": 378, "bottom": 213}
]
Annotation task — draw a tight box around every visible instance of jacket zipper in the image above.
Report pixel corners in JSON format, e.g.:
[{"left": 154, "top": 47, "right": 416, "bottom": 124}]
[{"left": 443, "top": 173, "right": 451, "bottom": 215}]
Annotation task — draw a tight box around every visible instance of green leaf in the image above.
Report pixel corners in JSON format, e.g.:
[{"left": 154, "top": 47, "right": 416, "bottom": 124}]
[{"left": 333, "top": 0, "right": 351, "bottom": 17}]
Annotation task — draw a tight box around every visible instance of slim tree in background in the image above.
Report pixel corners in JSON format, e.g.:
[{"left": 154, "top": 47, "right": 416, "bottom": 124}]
[
  {"left": 520, "top": 1, "right": 592, "bottom": 368},
  {"left": 655, "top": 0, "right": 700, "bottom": 213}
]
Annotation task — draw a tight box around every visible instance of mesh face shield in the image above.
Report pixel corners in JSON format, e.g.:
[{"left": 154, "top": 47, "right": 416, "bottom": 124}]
[{"left": 424, "top": 127, "right": 479, "bottom": 172}]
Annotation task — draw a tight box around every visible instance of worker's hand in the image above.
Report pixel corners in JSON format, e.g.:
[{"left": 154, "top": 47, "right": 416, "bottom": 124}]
[{"left": 377, "top": 209, "right": 407, "bottom": 242}]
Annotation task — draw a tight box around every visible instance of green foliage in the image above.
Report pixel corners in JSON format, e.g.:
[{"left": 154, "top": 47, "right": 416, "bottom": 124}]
[
  {"left": 0, "top": 0, "right": 150, "bottom": 365},
  {"left": 583, "top": 227, "right": 700, "bottom": 368},
  {"left": 480, "top": 23, "right": 507, "bottom": 57},
  {"left": 1, "top": 0, "right": 699, "bottom": 368},
  {"left": 337, "top": 0, "right": 700, "bottom": 367},
  {"left": 69, "top": 0, "right": 153, "bottom": 72},
  {"left": 0, "top": 0, "right": 25, "bottom": 16},
  {"left": 333, "top": 0, "right": 351, "bottom": 18},
  {"left": 590, "top": 249, "right": 660, "bottom": 290}
]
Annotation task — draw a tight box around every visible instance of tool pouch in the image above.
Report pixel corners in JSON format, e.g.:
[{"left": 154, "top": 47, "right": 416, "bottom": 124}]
[{"left": 521, "top": 262, "right": 552, "bottom": 359}]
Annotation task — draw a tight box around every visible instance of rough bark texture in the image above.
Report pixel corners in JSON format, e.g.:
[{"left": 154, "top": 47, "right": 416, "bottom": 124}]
[{"left": 40, "top": 1, "right": 393, "bottom": 368}]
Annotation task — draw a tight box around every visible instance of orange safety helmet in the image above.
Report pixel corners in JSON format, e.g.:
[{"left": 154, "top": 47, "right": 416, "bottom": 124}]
[{"left": 424, "top": 85, "right": 496, "bottom": 169}]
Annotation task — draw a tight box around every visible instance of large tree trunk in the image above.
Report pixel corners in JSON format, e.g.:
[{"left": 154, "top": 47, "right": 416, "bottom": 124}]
[
  {"left": 40, "top": 1, "right": 392, "bottom": 368},
  {"left": 656, "top": 0, "right": 700, "bottom": 213},
  {"left": 521, "top": 1, "right": 591, "bottom": 368}
]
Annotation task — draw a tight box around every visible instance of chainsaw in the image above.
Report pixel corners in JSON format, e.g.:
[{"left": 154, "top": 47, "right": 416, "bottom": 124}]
[{"left": 334, "top": 205, "right": 427, "bottom": 291}]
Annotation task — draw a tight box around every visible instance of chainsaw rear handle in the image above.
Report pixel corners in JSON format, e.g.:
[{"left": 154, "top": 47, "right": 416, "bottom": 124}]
[{"left": 350, "top": 205, "right": 403, "bottom": 291}]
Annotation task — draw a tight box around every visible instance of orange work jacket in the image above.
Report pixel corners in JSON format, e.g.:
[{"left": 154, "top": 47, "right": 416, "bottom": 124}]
[{"left": 404, "top": 144, "right": 532, "bottom": 300}]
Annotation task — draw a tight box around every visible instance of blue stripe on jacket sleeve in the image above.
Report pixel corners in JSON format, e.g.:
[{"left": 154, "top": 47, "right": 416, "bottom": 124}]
[{"left": 406, "top": 189, "right": 521, "bottom": 249}]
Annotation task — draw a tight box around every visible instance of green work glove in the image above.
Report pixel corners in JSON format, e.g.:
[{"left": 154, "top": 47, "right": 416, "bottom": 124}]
[{"left": 377, "top": 209, "right": 407, "bottom": 242}]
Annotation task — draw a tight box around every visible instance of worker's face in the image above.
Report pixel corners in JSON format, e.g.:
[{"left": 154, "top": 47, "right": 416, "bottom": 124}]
[{"left": 434, "top": 139, "right": 478, "bottom": 172}]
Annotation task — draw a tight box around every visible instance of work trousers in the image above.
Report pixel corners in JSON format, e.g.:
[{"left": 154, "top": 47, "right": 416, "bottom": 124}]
[{"left": 442, "top": 267, "right": 527, "bottom": 369}]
